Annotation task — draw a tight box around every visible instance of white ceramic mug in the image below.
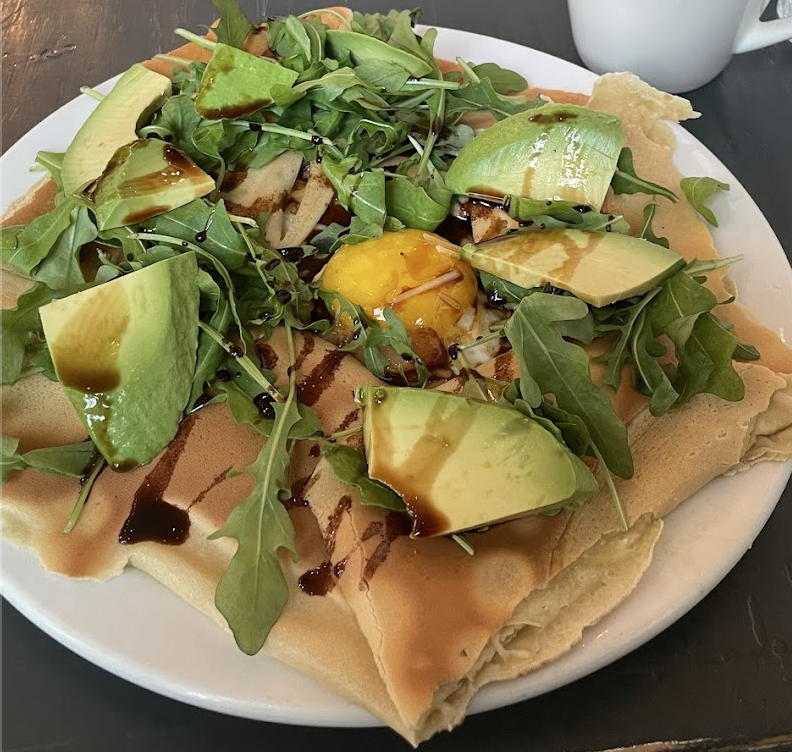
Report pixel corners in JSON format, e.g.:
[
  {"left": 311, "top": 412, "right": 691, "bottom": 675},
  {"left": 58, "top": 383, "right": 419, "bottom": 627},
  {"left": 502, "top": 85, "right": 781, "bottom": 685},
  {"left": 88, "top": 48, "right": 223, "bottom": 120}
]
[{"left": 568, "top": 0, "right": 792, "bottom": 93}]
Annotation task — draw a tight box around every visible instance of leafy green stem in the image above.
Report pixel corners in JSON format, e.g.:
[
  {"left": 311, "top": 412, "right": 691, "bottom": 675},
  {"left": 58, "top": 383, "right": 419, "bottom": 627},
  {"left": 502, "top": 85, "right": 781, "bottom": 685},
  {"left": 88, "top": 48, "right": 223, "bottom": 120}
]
[
  {"left": 79, "top": 86, "right": 105, "bottom": 102},
  {"left": 414, "top": 88, "right": 445, "bottom": 183},
  {"left": 242, "top": 121, "right": 346, "bottom": 162},
  {"left": 455, "top": 58, "right": 480, "bottom": 84},
  {"left": 321, "top": 425, "right": 363, "bottom": 443},
  {"left": 175, "top": 27, "right": 217, "bottom": 50},
  {"left": 198, "top": 320, "right": 284, "bottom": 402},
  {"left": 451, "top": 533, "right": 475, "bottom": 555},
  {"left": 400, "top": 78, "right": 461, "bottom": 91},
  {"left": 457, "top": 327, "right": 505, "bottom": 354},
  {"left": 590, "top": 442, "right": 628, "bottom": 531},
  {"left": 684, "top": 256, "right": 742, "bottom": 276},
  {"left": 154, "top": 53, "right": 193, "bottom": 68},
  {"left": 63, "top": 455, "right": 106, "bottom": 534}
]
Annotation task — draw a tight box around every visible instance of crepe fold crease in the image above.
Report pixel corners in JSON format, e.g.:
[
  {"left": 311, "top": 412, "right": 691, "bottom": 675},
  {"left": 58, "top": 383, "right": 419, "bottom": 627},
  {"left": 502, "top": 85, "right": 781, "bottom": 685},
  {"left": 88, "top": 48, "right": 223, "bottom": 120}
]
[{"left": 2, "top": 47, "right": 792, "bottom": 747}]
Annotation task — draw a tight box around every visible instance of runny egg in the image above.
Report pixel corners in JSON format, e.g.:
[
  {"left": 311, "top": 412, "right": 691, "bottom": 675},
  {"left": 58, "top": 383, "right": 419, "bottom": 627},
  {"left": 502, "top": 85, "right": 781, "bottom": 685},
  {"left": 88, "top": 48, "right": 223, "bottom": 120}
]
[{"left": 321, "top": 229, "right": 478, "bottom": 347}]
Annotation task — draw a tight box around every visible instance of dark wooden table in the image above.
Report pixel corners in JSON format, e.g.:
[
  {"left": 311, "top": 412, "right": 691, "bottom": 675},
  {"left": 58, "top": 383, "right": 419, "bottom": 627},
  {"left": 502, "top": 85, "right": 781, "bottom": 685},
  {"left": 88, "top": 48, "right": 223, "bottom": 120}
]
[{"left": 2, "top": 2, "right": 791, "bottom": 751}]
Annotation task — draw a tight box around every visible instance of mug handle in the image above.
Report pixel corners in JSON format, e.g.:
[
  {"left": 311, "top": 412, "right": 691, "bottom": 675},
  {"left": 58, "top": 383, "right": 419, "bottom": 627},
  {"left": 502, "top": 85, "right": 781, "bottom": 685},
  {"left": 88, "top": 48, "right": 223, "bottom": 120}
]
[{"left": 733, "top": 11, "right": 792, "bottom": 53}]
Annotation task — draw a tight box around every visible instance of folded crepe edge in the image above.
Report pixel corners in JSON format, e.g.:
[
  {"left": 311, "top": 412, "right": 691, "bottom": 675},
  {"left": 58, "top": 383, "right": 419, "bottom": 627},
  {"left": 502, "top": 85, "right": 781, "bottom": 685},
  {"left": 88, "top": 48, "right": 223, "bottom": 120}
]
[{"left": 411, "top": 514, "right": 663, "bottom": 744}]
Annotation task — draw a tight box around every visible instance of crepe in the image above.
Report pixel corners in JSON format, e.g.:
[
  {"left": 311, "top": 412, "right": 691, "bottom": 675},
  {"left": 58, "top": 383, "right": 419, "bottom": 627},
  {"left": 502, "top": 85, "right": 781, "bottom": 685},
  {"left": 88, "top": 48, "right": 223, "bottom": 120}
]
[{"left": 3, "top": 30, "right": 792, "bottom": 748}]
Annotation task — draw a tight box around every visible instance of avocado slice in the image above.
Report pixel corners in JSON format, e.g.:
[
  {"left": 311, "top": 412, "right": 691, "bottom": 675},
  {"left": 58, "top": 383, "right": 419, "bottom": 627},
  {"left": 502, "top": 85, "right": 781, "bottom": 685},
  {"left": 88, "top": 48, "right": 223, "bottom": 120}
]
[
  {"left": 195, "top": 44, "right": 299, "bottom": 120},
  {"left": 358, "top": 386, "right": 598, "bottom": 538},
  {"left": 39, "top": 253, "right": 200, "bottom": 471},
  {"left": 90, "top": 139, "right": 215, "bottom": 230},
  {"left": 61, "top": 64, "right": 172, "bottom": 196},
  {"left": 325, "top": 30, "right": 434, "bottom": 78},
  {"left": 445, "top": 104, "right": 624, "bottom": 211},
  {"left": 461, "top": 229, "right": 685, "bottom": 307}
]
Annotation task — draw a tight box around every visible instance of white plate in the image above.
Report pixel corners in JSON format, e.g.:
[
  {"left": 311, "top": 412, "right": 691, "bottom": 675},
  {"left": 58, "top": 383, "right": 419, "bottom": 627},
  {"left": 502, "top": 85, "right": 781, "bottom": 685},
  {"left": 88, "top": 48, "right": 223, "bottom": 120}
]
[{"left": 2, "top": 26, "right": 791, "bottom": 728}]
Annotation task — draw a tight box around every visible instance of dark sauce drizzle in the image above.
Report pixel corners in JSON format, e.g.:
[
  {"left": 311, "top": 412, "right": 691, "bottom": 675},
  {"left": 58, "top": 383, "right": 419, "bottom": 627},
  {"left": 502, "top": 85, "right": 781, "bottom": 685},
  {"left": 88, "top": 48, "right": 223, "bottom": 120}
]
[
  {"left": 299, "top": 350, "right": 346, "bottom": 407},
  {"left": 360, "top": 512, "right": 411, "bottom": 588},
  {"left": 298, "top": 561, "right": 334, "bottom": 596},
  {"left": 118, "top": 416, "right": 198, "bottom": 546}
]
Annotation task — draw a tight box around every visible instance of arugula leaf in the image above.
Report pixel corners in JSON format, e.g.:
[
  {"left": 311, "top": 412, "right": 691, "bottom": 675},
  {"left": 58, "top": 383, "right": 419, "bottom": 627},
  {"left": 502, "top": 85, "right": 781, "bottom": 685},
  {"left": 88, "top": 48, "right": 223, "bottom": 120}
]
[
  {"left": 98, "top": 225, "right": 147, "bottom": 259},
  {"left": 171, "top": 61, "right": 206, "bottom": 96},
  {"left": 435, "top": 123, "right": 475, "bottom": 158},
  {"left": 534, "top": 400, "right": 593, "bottom": 459},
  {"left": 25, "top": 341, "right": 57, "bottom": 381},
  {"left": 637, "top": 202, "right": 670, "bottom": 248},
  {"left": 151, "top": 95, "right": 212, "bottom": 169},
  {"left": 34, "top": 205, "right": 97, "bottom": 290},
  {"left": 711, "top": 316, "right": 760, "bottom": 361},
  {"left": 480, "top": 270, "right": 538, "bottom": 306},
  {"left": 470, "top": 63, "right": 528, "bottom": 95},
  {"left": 214, "top": 371, "right": 321, "bottom": 439},
  {"left": 611, "top": 148, "right": 678, "bottom": 203},
  {"left": 680, "top": 176, "right": 729, "bottom": 227},
  {"left": 339, "top": 216, "right": 384, "bottom": 247},
  {"left": 446, "top": 79, "right": 540, "bottom": 121},
  {"left": 192, "top": 121, "right": 228, "bottom": 157},
  {"left": 629, "top": 308, "right": 679, "bottom": 416},
  {"left": 1, "top": 436, "right": 26, "bottom": 482},
  {"left": 1, "top": 198, "right": 75, "bottom": 275},
  {"left": 352, "top": 9, "right": 422, "bottom": 40},
  {"left": 268, "top": 16, "right": 322, "bottom": 72},
  {"left": 321, "top": 444, "right": 405, "bottom": 511},
  {"left": 557, "top": 308, "right": 598, "bottom": 344},
  {"left": 35, "top": 151, "right": 65, "bottom": 191},
  {"left": 596, "top": 266, "right": 751, "bottom": 416},
  {"left": 384, "top": 173, "right": 451, "bottom": 231},
  {"left": 596, "top": 287, "right": 662, "bottom": 389},
  {"left": 210, "top": 327, "right": 301, "bottom": 656},
  {"left": 321, "top": 157, "right": 387, "bottom": 228},
  {"left": 508, "top": 197, "right": 630, "bottom": 234},
  {"left": 1, "top": 284, "right": 56, "bottom": 385},
  {"left": 504, "top": 294, "right": 633, "bottom": 478},
  {"left": 189, "top": 277, "right": 233, "bottom": 408},
  {"left": 355, "top": 60, "right": 411, "bottom": 93},
  {"left": 142, "top": 200, "right": 247, "bottom": 270},
  {"left": 387, "top": 9, "right": 433, "bottom": 64},
  {"left": 1, "top": 200, "right": 96, "bottom": 290},
  {"left": 647, "top": 272, "right": 743, "bottom": 404},
  {"left": 2, "top": 435, "right": 96, "bottom": 483},
  {"left": 364, "top": 308, "right": 430, "bottom": 385},
  {"left": 211, "top": 0, "right": 253, "bottom": 49}
]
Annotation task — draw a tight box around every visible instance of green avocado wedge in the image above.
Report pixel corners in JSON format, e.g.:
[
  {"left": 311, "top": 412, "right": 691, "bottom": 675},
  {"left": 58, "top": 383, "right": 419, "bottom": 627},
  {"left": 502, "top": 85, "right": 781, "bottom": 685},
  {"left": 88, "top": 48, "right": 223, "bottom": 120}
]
[
  {"left": 61, "top": 64, "right": 172, "bottom": 196},
  {"left": 90, "top": 139, "right": 215, "bottom": 230},
  {"left": 461, "top": 229, "right": 685, "bottom": 307},
  {"left": 195, "top": 43, "right": 299, "bottom": 119},
  {"left": 358, "top": 386, "right": 598, "bottom": 538},
  {"left": 445, "top": 104, "right": 624, "bottom": 211},
  {"left": 39, "top": 253, "right": 200, "bottom": 471}
]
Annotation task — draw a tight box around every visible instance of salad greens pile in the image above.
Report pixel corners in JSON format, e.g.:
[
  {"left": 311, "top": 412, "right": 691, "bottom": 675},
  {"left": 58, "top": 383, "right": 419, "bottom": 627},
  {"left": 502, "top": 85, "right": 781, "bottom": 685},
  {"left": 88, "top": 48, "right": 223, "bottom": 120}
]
[{"left": 0, "top": 1, "right": 754, "bottom": 654}]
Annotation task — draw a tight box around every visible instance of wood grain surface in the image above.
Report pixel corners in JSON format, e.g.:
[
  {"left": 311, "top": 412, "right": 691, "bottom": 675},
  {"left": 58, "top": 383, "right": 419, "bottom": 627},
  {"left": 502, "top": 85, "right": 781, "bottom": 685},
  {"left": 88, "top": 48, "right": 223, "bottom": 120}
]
[{"left": 2, "top": 2, "right": 791, "bottom": 751}]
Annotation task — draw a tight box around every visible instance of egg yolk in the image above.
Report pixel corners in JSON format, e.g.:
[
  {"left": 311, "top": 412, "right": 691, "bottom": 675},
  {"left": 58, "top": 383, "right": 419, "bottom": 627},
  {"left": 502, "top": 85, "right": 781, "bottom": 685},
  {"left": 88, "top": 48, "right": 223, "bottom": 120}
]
[{"left": 321, "top": 229, "right": 478, "bottom": 342}]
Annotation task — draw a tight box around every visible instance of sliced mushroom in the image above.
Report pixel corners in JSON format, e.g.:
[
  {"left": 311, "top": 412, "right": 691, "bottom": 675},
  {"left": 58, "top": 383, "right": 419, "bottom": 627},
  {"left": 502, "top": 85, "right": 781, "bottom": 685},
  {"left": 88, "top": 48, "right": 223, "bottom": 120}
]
[
  {"left": 264, "top": 209, "right": 286, "bottom": 248},
  {"left": 220, "top": 151, "right": 303, "bottom": 219},
  {"left": 272, "top": 162, "right": 335, "bottom": 249},
  {"left": 469, "top": 203, "right": 519, "bottom": 243}
]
